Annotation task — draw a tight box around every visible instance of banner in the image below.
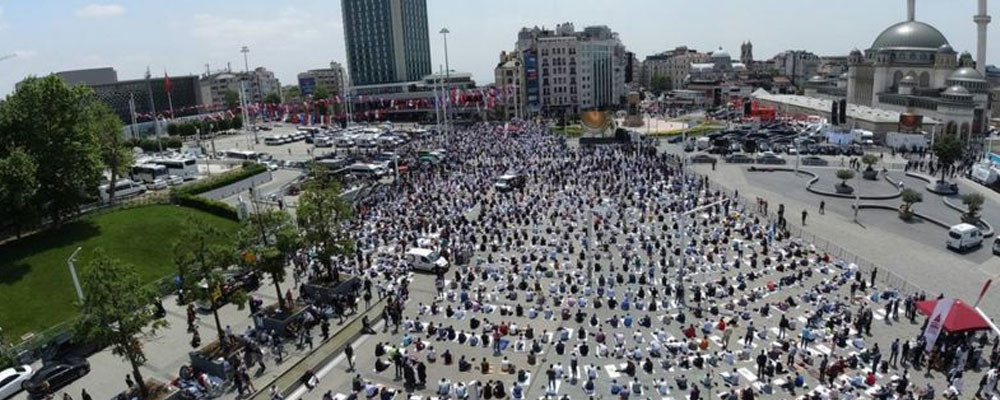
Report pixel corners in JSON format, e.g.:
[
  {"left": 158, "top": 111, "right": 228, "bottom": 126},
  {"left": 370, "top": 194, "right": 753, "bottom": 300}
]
[{"left": 922, "top": 298, "right": 954, "bottom": 352}]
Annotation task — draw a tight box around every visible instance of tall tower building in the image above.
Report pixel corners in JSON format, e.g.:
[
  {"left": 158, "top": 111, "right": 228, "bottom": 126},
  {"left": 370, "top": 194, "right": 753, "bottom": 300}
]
[
  {"left": 974, "top": 0, "right": 990, "bottom": 75},
  {"left": 341, "top": 0, "right": 432, "bottom": 86}
]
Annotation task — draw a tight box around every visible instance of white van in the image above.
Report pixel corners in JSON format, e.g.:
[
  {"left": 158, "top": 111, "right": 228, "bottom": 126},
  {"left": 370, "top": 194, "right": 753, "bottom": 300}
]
[
  {"left": 947, "top": 223, "right": 983, "bottom": 251},
  {"left": 405, "top": 248, "right": 449, "bottom": 273}
]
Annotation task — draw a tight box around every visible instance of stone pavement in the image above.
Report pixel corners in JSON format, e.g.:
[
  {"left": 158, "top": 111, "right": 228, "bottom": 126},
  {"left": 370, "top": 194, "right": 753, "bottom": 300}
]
[{"left": 683, "top": 159, "right": 1000, "bottom": 319}]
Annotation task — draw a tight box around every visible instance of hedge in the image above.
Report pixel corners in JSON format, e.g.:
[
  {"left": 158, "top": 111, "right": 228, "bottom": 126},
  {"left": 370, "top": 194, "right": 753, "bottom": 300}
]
[
  {"left": 169, "top": 163, "right": 267, "bottom": 221},
  {"left": 173, "top": 193, "right": 238, "bottom": 220},
  {"left": 175, "top": 163, "right": 267, "bottom": 196}
]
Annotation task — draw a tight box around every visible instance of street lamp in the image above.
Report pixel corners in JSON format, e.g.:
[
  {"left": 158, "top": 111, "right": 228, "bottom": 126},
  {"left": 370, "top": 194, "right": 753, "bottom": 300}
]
[
  {"left": 68, "top": 247, "right": 84, "bottom": 303},
  {"left": 440, "top": 28, "right": 451, "bottom": 133}
]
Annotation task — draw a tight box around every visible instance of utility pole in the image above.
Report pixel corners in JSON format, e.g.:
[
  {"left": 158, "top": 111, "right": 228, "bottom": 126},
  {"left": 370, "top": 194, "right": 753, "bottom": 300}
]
[
  {"left": 241, "top": 46, "right": 257, "bottom": 136},
  {"left": 145, "top": 67, "right": 162, "bottom": 153},
  {"left": 440, "top": 28, "right": 451, "bottom": 133},
  {"left": 68, "top": 247, "right": 84, "bottom": 303}
]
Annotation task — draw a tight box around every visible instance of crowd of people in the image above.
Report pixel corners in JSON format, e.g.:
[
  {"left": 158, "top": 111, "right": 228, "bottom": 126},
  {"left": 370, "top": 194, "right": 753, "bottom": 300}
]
[{"left": 299, "top": 121, "right": 1000, "bottom": 400}]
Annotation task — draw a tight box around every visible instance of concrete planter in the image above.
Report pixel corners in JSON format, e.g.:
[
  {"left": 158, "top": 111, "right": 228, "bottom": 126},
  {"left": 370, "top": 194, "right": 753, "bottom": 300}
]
[
  {"left": 927, "top": 181, "right": 959, "bottom": 195},
  {"left": 300, "top": 275, "right": 361, "bottom": 305},
  {"left": 188, "top": 337, "right": 246, "bottom": 378},
  {"left": 862, "top": 169, "right": 878, "bottom": 180},
  {"left": 254, "top": 303, "right": 309, "bottom": 336},
  {"left": 835, "top": 184, "right": 855, "bottom": 194}
]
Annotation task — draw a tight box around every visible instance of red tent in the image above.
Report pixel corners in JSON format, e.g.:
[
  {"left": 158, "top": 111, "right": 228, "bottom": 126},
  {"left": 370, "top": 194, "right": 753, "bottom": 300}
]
[{"left": 915, "top": 299, "right": 991, "bottom": 333}]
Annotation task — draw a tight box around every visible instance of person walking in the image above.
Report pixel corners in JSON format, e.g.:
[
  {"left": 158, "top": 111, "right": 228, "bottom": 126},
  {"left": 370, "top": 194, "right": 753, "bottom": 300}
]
[
  {"left": 345, "top": 343, "right": 355, "bottom": 371},
  {"left": 889, "top": 338, "right": 900, "bottom": 367},
  {"left": 801, "top": 209, "right": 808, "bottom": 226},
  {"left": 819, "top": 200, "right": 825, "bottom": 215}
]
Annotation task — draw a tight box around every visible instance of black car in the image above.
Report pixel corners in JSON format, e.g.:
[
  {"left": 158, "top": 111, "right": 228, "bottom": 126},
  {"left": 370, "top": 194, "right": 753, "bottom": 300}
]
[{"left": 23, "top": 359, "right": 90, "bottom": 397}]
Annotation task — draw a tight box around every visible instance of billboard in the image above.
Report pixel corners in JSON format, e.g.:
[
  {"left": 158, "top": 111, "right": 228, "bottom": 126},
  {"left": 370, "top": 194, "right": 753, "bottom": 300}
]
[
  {"left": 898, "top": 113, "right": 923, "bottom": 133},
  {"left": 523, "top": 49, "right": 539, "bottom": 113}
]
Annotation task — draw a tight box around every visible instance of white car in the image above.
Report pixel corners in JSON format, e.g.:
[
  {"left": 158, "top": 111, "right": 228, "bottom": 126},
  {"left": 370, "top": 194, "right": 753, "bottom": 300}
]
[
  {"left": 0, "top": 365, "right": 33, "bottom": 400},
  {"left": 166, "top": 175, "right": 184, "bottom": 186},
  {"left": 148, "top": 178, "right": 169, "bottom": 190}
]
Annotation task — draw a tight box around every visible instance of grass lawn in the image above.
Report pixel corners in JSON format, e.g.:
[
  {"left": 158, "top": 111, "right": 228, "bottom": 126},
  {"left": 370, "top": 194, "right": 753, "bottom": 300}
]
[{"left": 0, "top": 205, "right": 239, "bottom": 341}]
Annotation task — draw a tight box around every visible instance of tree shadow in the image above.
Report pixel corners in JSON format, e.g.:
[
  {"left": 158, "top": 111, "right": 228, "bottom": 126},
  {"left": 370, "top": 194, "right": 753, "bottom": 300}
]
[{"left": 0, "top": 220, "right": 102, "bottom": 285}]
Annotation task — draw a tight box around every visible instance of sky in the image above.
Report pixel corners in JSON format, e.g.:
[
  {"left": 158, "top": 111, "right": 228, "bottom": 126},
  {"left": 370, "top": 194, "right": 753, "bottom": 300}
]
[{"left": 0, "top": 0, "right": 996, "bottom": 96}]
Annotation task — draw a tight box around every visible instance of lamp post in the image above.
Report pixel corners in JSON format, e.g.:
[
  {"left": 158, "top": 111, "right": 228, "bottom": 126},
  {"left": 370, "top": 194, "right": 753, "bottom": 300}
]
[
  {"left": 440, "top": 28, "right": 451, "bottom": 133},
  {"left": 241, "top": 46, "right": 258, "bottom": 141},
  {"left": 68, "top": 247, "right": 84, "bottom": 303}
]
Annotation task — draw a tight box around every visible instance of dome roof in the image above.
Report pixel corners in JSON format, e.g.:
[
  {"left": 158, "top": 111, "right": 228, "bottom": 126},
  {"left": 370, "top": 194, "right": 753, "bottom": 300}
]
[
  {"left": 711, "top": 50, "right": 730, "bottom": 59},
  {"left": 871, "top": 21, "right": 949, "bottom": 51},
  {"left": 900, "top": 75, "right": 917, "bottom": 85},
  {"left": 948, "top": 67, "right": 986, "bottom": 82},
  {"left": 808, "top": 75, "right": 826, "bottom": 83},
  {"left": 937, "top": 44, "right": 955, "bottom": 53},
  {"left": 944, "top": 85, "right": 971, "bottom": 96}
]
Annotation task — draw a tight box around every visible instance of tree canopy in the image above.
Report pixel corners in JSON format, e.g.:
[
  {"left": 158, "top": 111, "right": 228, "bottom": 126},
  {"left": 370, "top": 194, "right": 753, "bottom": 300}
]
[
  {"left": 76, "top": 249, "right": 166, "bottom": 398},
  {"left": 296, "top": 166, "right": 354, "bottom": 283},
  {"left": 0, "top": 75, "right": 113, "bottom": 228}
]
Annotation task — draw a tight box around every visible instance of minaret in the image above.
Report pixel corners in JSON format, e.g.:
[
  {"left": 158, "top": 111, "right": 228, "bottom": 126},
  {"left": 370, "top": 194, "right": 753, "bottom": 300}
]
[
  {"left": 974, "top": 0, "right": 990, "bottom": 74},
  {"left": 907, "top": 0, "right": 915, "bottom": 21}
]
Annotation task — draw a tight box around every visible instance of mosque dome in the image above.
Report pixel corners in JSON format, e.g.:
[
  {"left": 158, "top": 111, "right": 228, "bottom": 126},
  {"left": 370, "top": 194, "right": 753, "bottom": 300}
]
[
  {"left": 943, "top": 85, "right": 972, "bottom": 101},
  {"left": 871, "top": 21, "right": 949, "bottom": 51},
  {"left": 947, "top": 67, "right": 986, "bottom": 82},
  {"left": 900, "top": 75, "right": 917, "bottom": 86},
  {"left": 711, "top": 50, "right": 730, "bottom": 60},
  {"left": 937, "top": 44, "right": 955, "bottom": 54}
]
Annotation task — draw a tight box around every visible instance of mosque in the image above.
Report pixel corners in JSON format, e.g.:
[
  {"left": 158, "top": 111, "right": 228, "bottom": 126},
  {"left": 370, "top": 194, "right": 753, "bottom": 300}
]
[
  {"left": 845, "top": 0, "right": 991, "bottom": 138},
  {"left": 758, "top": 0, "right": 992, "bottom": 137}
]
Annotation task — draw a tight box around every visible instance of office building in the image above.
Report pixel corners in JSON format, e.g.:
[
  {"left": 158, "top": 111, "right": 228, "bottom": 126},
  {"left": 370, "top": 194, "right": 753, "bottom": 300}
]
[
  {"left": 341, "top": 0, "right": 432, "bottom": 86},
  {"left": 494, "top": 51, "right": 523, "bottom": 119},
  {"left": 515, "top": 23, "right": 628, "bottom": 117},
  {"left": 769, "top": 50, "right": 822, "bottom": 87},
  {"left": 298, "top": 62, "right": 346, "bottom": 97},
  {"left": 642, "top": 46, "right": 710, "bottom": 92},
  {"left": 24, "top": 67, "right": 201, "bottom": 124},
  {"left": 199, "top": 67, "right": 280, "bottom": 107}
]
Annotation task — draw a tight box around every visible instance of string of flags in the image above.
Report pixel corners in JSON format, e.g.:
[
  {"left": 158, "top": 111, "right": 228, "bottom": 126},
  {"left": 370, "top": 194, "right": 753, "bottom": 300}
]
[{"left": 134, "top": 85, "right": 519, "bottom": 125}]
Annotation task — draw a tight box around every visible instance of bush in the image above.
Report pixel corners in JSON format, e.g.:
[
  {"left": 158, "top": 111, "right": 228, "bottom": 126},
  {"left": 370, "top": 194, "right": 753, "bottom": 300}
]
[
  {"left": 173, "top": 194, "right": 238, "bottom": 220},
  {"left": 175, "top": 163, "right": 267, "bottom": 196}
]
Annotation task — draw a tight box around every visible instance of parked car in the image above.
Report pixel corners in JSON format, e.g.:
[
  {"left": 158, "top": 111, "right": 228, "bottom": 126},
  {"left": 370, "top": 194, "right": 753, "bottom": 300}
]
[
  {"left": 725, "top": 153, "right": 754, "bottom": 164},
  {"left": 800, "top": 156, "right": 829, "bottom": 166},
  {"left": 756, "top": 152, "right": 786, "bottom": 165},
  {"left": 947, "top": 223, "right": 983, "bottom": 252},
  {"left": 0, "top": 365, "right": 33, "bottom": 400},
  {"left": 22, "top": 359, "right": 90, "bottom": 397},
  {"left": 689, "top": 154, "right": 717, "bottom": 164}
]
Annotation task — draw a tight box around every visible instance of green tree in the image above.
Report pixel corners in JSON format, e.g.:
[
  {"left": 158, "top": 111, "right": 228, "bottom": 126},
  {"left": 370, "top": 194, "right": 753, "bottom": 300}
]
[
  {"left": 174, "top": 219, "right": 240, "bottom": 348},
  {"left": 836, "top": 169, "right": 855, "bottom": 186},
  {"left": 76, "top": 249, "right": 167, "bottom": 399},
  {"left": 263, "top": 92, "right": 282, "bottom": 104},
  {"left": 861, "top": 154, "right": 879, "bottom": 170},
  {"left": 224, "top": 89, "right": 241, "bottom": 109},
  {"left": 0, "top": 75, "right": 105, "bottom": 226},
  {"left": 963, "top": 193, "right": 985, "bottom": 222},
  {"left": 900, "top": 188, "right": 923, "bottom": 219},
  {"left": 933, "top": 134, "right": 964, "bottom": 183},
  {"left": 296, "top": 166, "right": 354, "bottom": 283},
  {"left": 238, "top": 210, "right": 300, "bottom": 311},
  {"left": 313, "top": 85, "right": 331, "bottom": 100},
  {"left": 283, "top": 86, "right": 301, "bottom": 102},
  {"left": 232, "top": 116, "right": 244, "bottom": 130},
  {"left": 0, "top": 148, "right": 39, "bottom": 238},
  {"left": 649, "top": 76, "right": 671, "bottom": 94},
  {"left": 93, "top": 104, "right": 132, "bottom": 205}
]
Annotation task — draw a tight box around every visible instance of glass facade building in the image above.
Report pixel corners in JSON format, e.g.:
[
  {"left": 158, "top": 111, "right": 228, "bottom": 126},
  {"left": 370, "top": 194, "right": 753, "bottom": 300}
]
[{"left": 342, "top": 0, "right": 431, "bottom": 86}]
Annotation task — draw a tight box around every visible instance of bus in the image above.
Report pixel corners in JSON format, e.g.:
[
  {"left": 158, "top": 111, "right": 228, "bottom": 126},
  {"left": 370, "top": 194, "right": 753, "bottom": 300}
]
[
  {"left": 151, "top": 157, "right": 198, "bottom": 180},
  {"left": 99, "top": 179, "right": 147, "bottom": 203},
  {"left": 131, "top": 163, "right": 168, "bottom": 184},
  {"left": 222, "top": 150, "right": 271, "bottom": 162}
]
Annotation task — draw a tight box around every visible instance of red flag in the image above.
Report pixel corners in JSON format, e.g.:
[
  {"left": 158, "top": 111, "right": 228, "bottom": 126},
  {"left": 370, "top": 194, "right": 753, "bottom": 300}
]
[{"left": 164, "top": 72, "right": 172, "bottom": 94}]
